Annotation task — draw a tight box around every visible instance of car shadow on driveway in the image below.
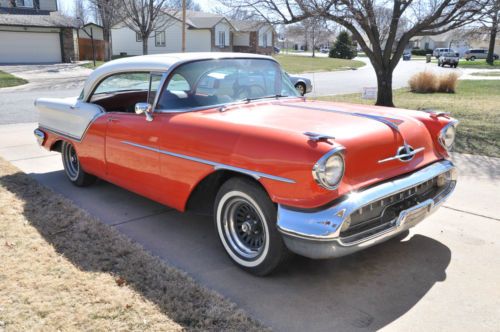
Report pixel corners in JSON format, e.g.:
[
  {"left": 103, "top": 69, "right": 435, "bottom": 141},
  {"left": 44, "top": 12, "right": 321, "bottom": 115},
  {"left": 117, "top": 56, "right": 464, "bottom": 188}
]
[{"left": 3, "top": 169, "right": 452, "bottom": 332}]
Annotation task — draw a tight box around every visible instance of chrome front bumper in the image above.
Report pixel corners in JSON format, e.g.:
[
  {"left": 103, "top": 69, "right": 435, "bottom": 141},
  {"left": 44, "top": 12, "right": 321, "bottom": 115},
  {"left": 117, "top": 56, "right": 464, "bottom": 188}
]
[{"left": 277, "top": 160, "right": 457, "bottom": 259}]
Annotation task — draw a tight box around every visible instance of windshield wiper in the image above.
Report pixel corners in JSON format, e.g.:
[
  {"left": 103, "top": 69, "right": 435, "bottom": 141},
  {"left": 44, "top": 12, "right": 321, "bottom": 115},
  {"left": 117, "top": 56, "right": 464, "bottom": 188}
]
[{"left": 241, "top": 94, "right": 288, "bottom": 103}]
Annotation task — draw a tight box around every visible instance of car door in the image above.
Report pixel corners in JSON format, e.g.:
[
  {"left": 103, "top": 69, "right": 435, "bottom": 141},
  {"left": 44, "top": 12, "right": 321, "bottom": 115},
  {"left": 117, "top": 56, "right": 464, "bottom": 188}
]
[{"left": 96, "top": 72, "right": 166, "bottom": 202}]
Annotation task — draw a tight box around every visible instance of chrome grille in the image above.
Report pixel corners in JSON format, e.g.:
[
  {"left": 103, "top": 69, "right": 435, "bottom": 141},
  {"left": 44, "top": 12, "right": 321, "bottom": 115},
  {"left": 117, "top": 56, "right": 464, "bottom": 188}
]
[{"left": 340, "top": 172, "right": 454, "bottom": 243}]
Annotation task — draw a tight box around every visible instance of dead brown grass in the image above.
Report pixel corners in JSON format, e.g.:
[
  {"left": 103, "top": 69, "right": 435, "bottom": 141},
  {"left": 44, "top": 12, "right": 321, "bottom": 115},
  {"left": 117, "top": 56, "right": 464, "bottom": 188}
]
[
  {"left": 436, "top": 73, "right": 459, "bottom": 93},
  {"left": 0, "top": 157, "right": 267, "bottom": 331},
  {"left": 409, "top": 71, "right": 459, "bottom": 93},
  {"left": 408, "top": 72, "right": 438, "bottom": 93}
]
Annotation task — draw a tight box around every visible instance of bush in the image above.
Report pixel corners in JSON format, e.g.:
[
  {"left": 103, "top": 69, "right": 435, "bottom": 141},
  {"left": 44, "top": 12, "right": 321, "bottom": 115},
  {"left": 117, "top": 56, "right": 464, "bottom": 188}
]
[
  {"left": 437, "top": 73, "right": 459, "bottom": 93},
  {"left": 409, "top": 72, "right": 438, "bottom": 93},
  {"left": 411, "top": 48, "right": 433, "bottom": 56},
  {"left": 329, "top": 31, "right": 357, "bottom": 59},
  {"left": 409, "top": 71, "right": 459, "bottom": 93}
]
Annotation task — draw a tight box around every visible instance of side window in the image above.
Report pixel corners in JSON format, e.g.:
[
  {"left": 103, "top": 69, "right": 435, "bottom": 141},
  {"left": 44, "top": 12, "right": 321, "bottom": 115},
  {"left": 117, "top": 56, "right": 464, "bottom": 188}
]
[
  {"left": 90, "top": 72, "right": 161, "bottom": 113},
  {"left": 92, "top": 72, "right": 150, "bottom": 96},
  {"left": 166, "top": 74, "right": 190, "bottom": 91}
]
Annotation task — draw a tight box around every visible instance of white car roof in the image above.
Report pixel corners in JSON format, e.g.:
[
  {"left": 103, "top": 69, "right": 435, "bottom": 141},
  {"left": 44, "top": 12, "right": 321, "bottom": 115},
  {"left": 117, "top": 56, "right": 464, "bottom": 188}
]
[{"left": 82, "top": 52, "right": 274, "bottom": 100}]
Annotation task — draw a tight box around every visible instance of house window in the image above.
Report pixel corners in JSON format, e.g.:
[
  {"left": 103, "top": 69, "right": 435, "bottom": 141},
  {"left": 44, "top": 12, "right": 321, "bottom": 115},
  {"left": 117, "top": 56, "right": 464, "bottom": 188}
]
[
  {"left": 155, "top": 31, "right": 165, "bottom": 47},
  {"left": 218, "top": 31, "right": 226, "bottom": 47},
  {"left": 14, "top": 0, "right": 34, "bottom": 7},
  {"left": 136, "top": 32, "right": 142, "bottom": 42}
]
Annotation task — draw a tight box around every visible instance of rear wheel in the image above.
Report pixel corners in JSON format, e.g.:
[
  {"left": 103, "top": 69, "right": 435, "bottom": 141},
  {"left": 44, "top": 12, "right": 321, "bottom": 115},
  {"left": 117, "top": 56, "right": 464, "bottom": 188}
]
[
  {"left": 214, "top": 177, "right": 292, "bottom": 276},
  {"left": 470, "top": 56, "right": 476, "bottom": 61},
  {"left": 61, "top": 141, "right": 96, "bottom": 186}
]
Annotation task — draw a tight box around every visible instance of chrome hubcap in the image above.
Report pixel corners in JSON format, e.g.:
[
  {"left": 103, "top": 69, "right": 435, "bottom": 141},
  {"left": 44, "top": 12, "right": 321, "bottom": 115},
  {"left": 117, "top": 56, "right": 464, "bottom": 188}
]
[{"left": 222, "top": 197, "right": 265, "bottom": 260}]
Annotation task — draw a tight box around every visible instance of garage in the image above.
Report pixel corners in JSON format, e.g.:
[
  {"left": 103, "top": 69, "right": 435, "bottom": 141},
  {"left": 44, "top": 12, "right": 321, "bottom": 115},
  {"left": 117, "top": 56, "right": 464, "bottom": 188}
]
[{"left": 0, "top": 30, "right": 62, "bottom": 64}]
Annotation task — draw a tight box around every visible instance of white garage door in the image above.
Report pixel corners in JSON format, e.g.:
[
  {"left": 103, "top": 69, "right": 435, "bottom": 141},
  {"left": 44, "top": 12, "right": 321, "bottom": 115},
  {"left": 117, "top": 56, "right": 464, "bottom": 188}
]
[{"left": 0, "top": 31, "right": 62, "bottom": 63}]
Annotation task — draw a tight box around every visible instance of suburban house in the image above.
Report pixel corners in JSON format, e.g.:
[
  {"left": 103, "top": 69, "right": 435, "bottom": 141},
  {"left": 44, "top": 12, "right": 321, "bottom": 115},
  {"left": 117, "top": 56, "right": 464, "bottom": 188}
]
[
  {"left": 0, "top": 0, "right": 79, "bottom": 63},
  {"left": 111, "top": 10, "right": 275, "bottom": 56}
]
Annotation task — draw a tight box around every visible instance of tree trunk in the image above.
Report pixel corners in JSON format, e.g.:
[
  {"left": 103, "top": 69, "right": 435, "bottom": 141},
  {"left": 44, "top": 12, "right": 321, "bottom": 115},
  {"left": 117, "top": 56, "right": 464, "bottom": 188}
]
[
  {"left": 486, "top": 11, "right": 498, "bottom": 65},
  {"left": 142, "top": 37, "right": 148, "bottom": 55},
  {"left": 102, "top": 27, "right": 111, "bottom": 61},
  {"left": 375, "top": 69, "right": 395, "bottom": 107}
]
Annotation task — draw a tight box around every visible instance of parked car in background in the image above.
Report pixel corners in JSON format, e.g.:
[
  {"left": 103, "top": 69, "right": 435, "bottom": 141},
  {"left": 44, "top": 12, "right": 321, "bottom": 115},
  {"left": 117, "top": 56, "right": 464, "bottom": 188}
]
[
  {"left": 403, "top": 51, "right": 412, "bottom": 61},
  {"left": 438, "top": 52, "right": 459, "bottom": 68},
  {"left": 273, "top": 46, "right": 280, "bottom": 54},
  {"left": 286, "top": 72, "right": 312, "bottom": 95},
  {"left": 433, "top": 48, "right": 455, "bottom": 59},
  {"left": 320, "top": 47, "right": 330, "bottom": 54},
  {"left": 464, "top": 49, "right": 499, "bottom": 61},
  {"left": 34, "top": 53, "right": 458, "bottom": 276}
]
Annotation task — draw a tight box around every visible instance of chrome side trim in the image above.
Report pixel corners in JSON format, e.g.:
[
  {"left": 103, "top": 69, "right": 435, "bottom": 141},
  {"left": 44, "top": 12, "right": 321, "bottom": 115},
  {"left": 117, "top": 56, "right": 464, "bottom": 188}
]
[{"left": 121, "top": 141, "right": 296, "bottom": 184}]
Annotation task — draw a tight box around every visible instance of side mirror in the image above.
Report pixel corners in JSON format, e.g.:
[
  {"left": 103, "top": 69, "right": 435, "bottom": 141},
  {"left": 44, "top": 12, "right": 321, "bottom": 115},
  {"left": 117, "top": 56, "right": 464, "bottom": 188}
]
[{"left": 135, "top": 102, "right": 153, "bottom": 122}]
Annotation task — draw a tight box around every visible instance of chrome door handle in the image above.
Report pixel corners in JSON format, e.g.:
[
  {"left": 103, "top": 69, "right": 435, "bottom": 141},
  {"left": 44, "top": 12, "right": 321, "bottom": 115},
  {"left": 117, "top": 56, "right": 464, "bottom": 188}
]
[{"left": 108, "top": 117, "right": 119, "bottom": 123}]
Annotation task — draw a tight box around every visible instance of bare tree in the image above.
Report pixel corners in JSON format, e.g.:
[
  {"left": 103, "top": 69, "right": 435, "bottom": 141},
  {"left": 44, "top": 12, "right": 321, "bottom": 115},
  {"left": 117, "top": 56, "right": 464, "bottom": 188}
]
[
  {"left": 172, "top": 0, "right": 201, "bottom": 11},
  {"left": 483, "top": 0, "right": 499, "bottom": 64},
  {"left": 74, "top": 0, "right": 89, "bottom": 23},
  {"left": 302, "top": 17, "right": 333, "bottom": 56},
  {"left": 120, "top": 0, "right": 178, "bottom": 55},
  {"left": 88, "top": 0, "right": 123, "bottom": 60},
  {"left": 224, "top": 0, "right": 486, "bottom": 107}
]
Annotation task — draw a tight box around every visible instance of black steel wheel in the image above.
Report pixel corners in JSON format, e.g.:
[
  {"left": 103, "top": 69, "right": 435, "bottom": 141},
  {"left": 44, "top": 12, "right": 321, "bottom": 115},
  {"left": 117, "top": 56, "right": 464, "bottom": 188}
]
[
  {"left": 214, "top": 177, "right": 292, "bottom": 276},
  {"left": 61, "top": 141, "right": 97, "bottom": 186}
]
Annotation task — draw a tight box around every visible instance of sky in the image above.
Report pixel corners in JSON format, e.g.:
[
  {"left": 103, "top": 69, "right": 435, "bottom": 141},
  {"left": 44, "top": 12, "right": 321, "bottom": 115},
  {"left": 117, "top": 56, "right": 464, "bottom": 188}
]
[{"left": 58, "top": 0, "right": 221, "bottom": 18}]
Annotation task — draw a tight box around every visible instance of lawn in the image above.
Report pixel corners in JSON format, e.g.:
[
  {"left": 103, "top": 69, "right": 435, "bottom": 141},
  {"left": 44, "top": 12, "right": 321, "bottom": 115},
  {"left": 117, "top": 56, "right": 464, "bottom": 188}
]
[
  {"left": 0, "top": 70, "right": 28, "bottom": 88},
  {"left": 0, "top": 157, "right": 265, "bottom": 331},
  {"left": 274, "top": 54, "right": 365, "bottom": 74},
  {"left": 458, "top": 59, "right": 500, "bottom": 69},
  {"left": 316, "top": 80, "right": 500, "bottom": 157},
  {"left": 469, "top": 71, "right": 500, "bottom": 76},
  {"left": 80, "top": 60, "right": 105, "bottom": 69}
]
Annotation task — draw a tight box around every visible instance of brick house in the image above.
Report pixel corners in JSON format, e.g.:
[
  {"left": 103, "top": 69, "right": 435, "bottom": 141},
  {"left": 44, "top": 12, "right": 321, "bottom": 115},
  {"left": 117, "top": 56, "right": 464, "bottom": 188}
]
[{"left": 0, "top": 0, "right": 79, "bottom": 63}]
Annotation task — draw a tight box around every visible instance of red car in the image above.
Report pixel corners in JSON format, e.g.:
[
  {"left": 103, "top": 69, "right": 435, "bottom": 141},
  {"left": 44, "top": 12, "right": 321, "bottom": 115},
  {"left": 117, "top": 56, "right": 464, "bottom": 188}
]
[{"left": 35, "top": 53, "right": 458, "bottom": 275}]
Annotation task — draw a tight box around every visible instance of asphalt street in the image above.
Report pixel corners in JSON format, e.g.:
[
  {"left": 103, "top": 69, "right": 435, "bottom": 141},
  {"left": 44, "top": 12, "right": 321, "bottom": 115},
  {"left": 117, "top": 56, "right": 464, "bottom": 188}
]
[{"left": 0, "top": 61, "right": 499, "bottom": 331}]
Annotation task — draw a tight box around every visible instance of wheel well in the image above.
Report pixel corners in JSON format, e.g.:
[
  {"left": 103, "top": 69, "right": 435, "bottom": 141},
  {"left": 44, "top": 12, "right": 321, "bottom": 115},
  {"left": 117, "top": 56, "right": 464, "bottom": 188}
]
[
  {"left": 51, "top": 140, "right": 63, "bottom": 152},
  {"left": 186, "top": 170, "right": 268, "bottom": 216},
  {"left": 295, "top": 81, "right": 305, "bottom": 88}
]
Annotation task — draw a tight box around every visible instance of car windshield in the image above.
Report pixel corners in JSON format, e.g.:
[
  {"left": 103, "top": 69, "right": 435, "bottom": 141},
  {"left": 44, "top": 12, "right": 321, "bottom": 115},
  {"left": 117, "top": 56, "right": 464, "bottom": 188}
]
[
  {"left": 156, "top": 58, "right": 299, "bottom": 111},
  {"left": 443, "top": 52, "right": 456, "bottom": 57}
]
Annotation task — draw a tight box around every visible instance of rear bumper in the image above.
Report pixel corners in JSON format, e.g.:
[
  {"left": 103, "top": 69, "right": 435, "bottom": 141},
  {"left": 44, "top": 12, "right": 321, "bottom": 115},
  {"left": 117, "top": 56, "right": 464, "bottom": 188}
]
[{"left": 276, "top": 160, "right": 457, "bottom": 259}]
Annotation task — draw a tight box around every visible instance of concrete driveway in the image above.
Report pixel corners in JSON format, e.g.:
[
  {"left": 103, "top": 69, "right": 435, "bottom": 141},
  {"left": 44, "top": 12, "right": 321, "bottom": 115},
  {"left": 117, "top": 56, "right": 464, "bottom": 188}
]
[{"left": 0, "top": 122, "right": 499, "bottom": 332}]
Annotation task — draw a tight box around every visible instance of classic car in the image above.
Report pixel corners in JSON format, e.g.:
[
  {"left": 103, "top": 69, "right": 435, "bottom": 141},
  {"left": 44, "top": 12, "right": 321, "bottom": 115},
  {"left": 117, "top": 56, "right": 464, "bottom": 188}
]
[
  {"left": 34, "top": 53, "right": 458, "bottom": 276},
  {"left": 286, "top": 72, "right": 313, "bottom": 96}
]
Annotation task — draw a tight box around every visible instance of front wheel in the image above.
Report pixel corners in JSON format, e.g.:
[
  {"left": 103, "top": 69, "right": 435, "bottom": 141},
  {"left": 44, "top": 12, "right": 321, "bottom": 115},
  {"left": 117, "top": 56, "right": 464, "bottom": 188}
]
[
  {"left": 214, "top": 177, "right": 292, "bottom": 276},
  {"left": 295, "top": 83, "right": 306, "bottom": 96},
  {"left": 61, "top": 141, "right": 96, "bottom": 186}
]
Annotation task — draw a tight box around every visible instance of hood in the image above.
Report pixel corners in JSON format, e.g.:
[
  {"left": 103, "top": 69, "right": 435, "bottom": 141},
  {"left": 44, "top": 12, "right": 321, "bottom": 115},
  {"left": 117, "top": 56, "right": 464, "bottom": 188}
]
[{"left": 205, "top": 98, "right": 442, "bottom": 193}]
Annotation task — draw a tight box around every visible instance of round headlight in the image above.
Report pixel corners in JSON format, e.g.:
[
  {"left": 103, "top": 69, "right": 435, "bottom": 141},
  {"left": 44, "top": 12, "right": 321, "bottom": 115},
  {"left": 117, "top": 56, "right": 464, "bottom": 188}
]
[
  {"left": 313, "top": 148, "right": 345, "bottom": 190},
  {"left": 439, "top": 121, "right": 458, "bottom": 150}
]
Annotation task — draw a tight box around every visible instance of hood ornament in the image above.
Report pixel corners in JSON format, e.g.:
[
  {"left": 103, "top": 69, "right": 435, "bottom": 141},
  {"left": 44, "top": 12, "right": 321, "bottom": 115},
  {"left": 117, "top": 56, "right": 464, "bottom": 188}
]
[
  {"left": 378, "top": 145, "right": 425, "bottom": 164},
  {"left": 304, "top": 132, "right": 335, "bottom": 144}
]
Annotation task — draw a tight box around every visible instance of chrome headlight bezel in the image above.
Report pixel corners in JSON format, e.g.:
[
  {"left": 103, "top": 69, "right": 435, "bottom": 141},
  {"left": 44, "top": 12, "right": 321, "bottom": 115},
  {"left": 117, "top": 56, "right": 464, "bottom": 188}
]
[
  {"left": 312, "top": 146, "right": 345, "bottom": 190},
  {"left": 438, "top": 120, "right": 459, "bottom": 151}
]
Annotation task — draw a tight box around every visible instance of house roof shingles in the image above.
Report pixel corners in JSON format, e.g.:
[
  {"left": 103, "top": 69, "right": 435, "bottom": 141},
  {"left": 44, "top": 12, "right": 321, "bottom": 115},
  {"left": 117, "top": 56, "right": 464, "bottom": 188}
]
[{"left": 0, "top": 12, "right": 79, "bottom": 28}]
